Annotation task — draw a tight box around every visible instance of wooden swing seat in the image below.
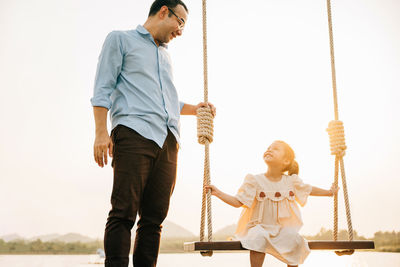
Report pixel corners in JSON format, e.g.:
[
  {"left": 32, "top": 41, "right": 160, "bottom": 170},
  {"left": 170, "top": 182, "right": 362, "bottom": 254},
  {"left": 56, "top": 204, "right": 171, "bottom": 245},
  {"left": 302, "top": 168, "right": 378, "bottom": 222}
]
[{"left": 184, "top": 240, "right": 374, "bottom": 252}]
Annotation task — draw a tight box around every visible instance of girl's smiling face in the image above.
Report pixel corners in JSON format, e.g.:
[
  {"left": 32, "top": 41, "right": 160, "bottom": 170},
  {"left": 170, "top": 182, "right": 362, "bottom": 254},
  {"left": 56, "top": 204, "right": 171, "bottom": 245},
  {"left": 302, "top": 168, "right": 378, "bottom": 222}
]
[{"left": 263, "top": 141, "right": 290, "bottom": 168}]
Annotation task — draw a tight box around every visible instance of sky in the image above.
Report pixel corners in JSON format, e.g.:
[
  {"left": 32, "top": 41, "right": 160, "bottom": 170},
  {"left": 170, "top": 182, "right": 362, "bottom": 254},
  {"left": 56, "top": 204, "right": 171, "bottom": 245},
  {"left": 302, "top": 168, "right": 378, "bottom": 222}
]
[{"left": 0, "top": 0, "right": 399, "bottom": 240}]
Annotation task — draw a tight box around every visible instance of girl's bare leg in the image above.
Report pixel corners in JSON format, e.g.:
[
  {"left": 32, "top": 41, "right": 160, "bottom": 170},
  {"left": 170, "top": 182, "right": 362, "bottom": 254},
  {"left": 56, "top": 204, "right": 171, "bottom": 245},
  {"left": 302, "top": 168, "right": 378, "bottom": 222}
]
[{"left": 250, "top": 250, "right": 266, "bottom": 267}]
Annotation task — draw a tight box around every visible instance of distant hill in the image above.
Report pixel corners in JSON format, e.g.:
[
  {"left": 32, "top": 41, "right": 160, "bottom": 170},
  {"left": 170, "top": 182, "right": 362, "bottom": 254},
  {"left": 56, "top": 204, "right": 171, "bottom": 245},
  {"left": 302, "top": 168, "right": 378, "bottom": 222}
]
[
  {"left": 214, "top": 224, "right": 237, "bottom": 240},
  {"left": 0, "top": 234, "right": 24, "bottom": 242},
  {"left": 161, "top": 220, "right": 196, "bottom": 239},
  {"left": 53, "top": 233, "right": 97, "bottom": 243},
  {"left": 1, "top": 233, "right": 98, "bottom": 243},
  {"left": 28, "top": 234, "right": 61, "bottom": 242},
  {"left": 1, "top": 220, "right": 196, "bottom": 243},
  {"left": 132, "top": 220, "right": 196, "bottom": 239}
]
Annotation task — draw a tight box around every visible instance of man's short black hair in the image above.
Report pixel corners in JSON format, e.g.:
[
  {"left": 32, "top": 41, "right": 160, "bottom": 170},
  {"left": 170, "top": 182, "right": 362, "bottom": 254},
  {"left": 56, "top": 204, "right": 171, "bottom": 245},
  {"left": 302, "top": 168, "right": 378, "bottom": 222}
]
[{"left": 148, "top": 0, "right": 188, "bottom": 17}]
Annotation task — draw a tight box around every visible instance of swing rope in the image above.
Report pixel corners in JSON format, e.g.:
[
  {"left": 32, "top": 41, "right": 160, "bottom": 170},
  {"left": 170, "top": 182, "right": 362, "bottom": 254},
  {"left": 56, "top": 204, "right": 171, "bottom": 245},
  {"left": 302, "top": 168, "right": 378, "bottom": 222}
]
[
  {"left": 197, "top": 0, "right": 214, "bottom": 257},
  {"left": 194, "top": 0, "right": 357, "bottom": 257},
  {"left": 325, "top": 0, "right": 354, "bottom": 256}
]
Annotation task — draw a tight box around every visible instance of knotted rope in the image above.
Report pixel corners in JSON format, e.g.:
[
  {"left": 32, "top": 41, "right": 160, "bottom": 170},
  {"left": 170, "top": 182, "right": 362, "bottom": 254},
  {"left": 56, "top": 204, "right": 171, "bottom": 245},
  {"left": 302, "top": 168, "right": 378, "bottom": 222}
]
[
  {"left": 197, "top": 0, "right": 214, "bottom": 257},
  {"left": 327, "top": 120, "right": 346, "bottom": 157},
  {"left": 197, "top": 107, "right": 214, "bottom": 145},
  {"left": 326, "top": 0, "right": 354, "bottom": 256}
]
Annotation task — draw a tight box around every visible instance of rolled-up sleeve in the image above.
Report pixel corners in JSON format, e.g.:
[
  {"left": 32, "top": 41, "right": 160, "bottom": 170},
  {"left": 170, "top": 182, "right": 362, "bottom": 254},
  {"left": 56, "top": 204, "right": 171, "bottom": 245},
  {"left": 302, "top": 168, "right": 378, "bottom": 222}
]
[
  {"left": 90, "top": 31, "right": 124, "bottom": 109},
  {"left": 179, "top": 101, "right": 185, "bottom": 112}
]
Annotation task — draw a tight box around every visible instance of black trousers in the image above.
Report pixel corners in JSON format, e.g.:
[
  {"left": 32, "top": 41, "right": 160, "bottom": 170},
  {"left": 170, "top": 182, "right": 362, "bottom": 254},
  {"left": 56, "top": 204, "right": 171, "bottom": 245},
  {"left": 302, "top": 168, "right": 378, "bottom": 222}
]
[{"left": 104, "top": 125, "right": 178, "bottom": 267}]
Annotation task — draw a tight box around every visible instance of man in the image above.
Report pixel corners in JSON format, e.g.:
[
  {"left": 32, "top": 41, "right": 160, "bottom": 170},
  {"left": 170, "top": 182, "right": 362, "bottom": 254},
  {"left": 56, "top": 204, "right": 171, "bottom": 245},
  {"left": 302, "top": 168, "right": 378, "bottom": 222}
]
[{"left": 90, "top": 0, "right": 216, "bottom": 266}]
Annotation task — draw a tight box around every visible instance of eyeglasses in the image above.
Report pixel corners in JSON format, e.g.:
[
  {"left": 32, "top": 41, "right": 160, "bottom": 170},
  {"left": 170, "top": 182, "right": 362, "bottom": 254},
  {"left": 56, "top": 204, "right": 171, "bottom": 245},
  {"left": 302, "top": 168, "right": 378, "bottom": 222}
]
[{"left": 167, "top": 7, "right": 185, "bottom": 30}]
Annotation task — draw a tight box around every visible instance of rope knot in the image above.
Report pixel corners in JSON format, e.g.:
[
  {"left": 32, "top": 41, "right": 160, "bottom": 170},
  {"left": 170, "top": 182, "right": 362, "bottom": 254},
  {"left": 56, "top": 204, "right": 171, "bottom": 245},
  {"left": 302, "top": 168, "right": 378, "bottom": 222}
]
[
  {"left": 197, "top": 106, "right": 214, "bottom": 145},
  {"left": 327, "top": 120, "right": 347, "bottom": 157}
]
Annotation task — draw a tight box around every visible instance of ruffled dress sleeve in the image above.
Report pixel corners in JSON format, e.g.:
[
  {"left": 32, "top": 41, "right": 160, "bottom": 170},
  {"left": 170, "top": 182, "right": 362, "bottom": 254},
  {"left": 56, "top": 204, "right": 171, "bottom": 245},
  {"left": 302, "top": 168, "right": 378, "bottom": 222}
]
[
  {"left": 235, "top": 174, "right": 258, "bottom": 208},
  {"left": 291, "top": 174, "right": 312, "bottom": 207}
]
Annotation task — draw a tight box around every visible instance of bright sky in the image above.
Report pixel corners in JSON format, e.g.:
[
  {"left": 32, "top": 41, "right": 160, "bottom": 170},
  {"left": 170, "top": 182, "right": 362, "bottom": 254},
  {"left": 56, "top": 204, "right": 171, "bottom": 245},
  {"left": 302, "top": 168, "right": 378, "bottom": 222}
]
[{"left": 0, "top": 0, "right": 399, "bottom": 240}]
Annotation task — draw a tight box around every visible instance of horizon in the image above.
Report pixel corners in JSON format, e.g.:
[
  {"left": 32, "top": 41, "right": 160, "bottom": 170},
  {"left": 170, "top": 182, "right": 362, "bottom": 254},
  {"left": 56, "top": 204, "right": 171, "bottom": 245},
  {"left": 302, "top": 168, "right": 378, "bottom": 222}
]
[
  {"left": 2, "top": 221, "right": 391, "bottom": 241},
  {"left": 1, "top": 0, "right": 399, "bottom": 240}
]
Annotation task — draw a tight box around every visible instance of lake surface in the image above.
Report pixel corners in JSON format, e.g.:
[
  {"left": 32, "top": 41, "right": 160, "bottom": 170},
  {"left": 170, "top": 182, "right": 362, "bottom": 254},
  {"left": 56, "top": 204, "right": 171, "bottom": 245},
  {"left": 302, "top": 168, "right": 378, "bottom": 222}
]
[{"left": 0, "top": 252, "right": 399, "bottom": 267}]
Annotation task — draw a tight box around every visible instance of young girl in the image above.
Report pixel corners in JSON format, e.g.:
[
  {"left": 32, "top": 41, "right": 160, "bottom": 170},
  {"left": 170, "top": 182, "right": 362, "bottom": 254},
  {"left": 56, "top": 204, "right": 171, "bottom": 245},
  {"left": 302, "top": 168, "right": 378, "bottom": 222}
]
[{"left": 206, "top": 140, "right": 339, "bottom": 267}]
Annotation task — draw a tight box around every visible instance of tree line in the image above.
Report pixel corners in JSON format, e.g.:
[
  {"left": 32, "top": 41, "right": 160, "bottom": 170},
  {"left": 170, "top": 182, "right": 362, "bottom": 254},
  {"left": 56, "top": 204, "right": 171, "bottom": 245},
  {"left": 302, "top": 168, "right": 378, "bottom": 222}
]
[
  {"left": 1, "top": 229, "right": 399, "bottom": 254},
  {"left": 0, "top": 239, "right": 103, "bottom": 254}
]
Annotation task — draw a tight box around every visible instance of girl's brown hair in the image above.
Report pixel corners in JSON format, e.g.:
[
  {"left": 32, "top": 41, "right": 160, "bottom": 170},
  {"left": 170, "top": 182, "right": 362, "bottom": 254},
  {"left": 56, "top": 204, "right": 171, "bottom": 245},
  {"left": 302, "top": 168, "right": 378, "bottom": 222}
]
[{"left": 275, "top": 140, "right": 299, "bottom": 175}]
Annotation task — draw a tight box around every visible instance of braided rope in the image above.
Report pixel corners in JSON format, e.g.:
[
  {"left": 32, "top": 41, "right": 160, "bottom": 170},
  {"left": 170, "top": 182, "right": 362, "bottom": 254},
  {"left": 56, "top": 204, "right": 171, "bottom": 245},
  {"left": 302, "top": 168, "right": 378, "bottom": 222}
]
[
  {"left": 339, "top": 157, "right": 354, "bottom": 241},
  {"left": 198, "top": 0, "right": 213, "bottom": 257},
  {"left": 327, "top": 0, "right": 339, "bottom": 121},
  {"left": 202, "top": 0, "right": 208, "bottom": 102},
  {"left": 333, "top": 157, "right": 339, "bottom": 241},
  {"left": 326, "top": 0, "right": 354, "bottom": 255}
]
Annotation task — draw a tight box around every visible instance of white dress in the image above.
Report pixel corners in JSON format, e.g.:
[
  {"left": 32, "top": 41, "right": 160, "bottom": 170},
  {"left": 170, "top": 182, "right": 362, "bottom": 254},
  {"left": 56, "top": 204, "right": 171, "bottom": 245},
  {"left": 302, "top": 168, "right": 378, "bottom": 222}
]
[{"left": 234, "top": 173, "right": 312, "bottom": 265}]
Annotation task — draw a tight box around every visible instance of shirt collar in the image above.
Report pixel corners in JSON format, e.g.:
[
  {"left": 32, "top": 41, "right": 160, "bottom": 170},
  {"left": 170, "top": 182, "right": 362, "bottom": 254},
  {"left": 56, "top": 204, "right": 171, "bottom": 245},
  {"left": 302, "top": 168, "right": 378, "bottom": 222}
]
[
  {"left": 136, "top": 25, "right": 151, "bottom": 36},
  {"left": 136, "top": 25, "right": 168, "bottom": 49}
]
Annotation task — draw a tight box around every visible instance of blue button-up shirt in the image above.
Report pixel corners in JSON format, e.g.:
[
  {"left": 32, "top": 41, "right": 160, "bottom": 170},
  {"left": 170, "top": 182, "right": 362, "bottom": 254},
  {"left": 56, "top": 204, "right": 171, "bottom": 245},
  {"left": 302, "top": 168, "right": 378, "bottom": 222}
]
[{"left": 91, "top": 25, "right": 184, "bottom": 148}]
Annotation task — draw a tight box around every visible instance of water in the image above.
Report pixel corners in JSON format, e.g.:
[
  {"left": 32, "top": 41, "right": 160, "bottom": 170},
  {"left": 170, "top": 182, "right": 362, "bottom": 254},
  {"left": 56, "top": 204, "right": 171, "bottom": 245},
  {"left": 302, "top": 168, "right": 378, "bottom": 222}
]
[{"left": 0, "top": 252, "right": 399, "bottom": 267}]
